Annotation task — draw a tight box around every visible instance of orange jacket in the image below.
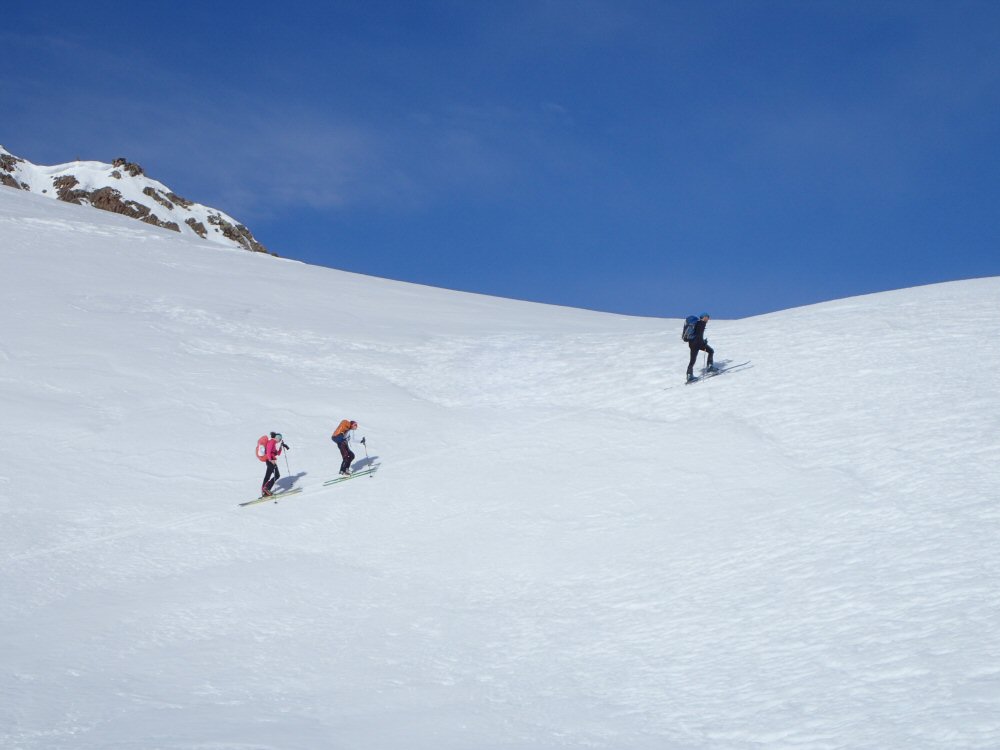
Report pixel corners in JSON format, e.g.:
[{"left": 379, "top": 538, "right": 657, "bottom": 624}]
[{"left": 332, "top": 420, "right": 355, "bottom": 439}]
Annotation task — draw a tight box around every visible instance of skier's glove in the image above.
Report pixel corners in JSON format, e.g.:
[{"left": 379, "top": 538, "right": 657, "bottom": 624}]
[{"left": 282, "top": 443, "right": 291, "bottom": 450}]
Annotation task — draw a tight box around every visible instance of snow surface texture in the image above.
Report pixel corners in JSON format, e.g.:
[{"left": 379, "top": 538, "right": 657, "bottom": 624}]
[
  {"left": 0, "top": 146, "right": 266, "bottom": 253},
  {"left": 1, "top": 185, "right": 999, "bottom": 749}
]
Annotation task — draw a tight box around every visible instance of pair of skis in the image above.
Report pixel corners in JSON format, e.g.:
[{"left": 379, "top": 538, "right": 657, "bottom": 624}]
[
  {"left": 240, "top": 465, "right": 379, "bottom": 507},
  {"left": 686, "top": 360, "right": 751, "bottom": 385},
  {"left": 321, "top": 466, "right": 379, "bottom": 486}
]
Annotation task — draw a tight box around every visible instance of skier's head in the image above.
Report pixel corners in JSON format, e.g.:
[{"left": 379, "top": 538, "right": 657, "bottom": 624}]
[
  {"left": 274, "top": 433, "right": 283, "bottom": 442},
  {"left": 350, "top": 421, "right": 358, "bottom": 429},
  {"left": 700, "top": 313, "right": 710, "bottom": 320},
  {"left": 269, "top": 431, "right": 277, "bottom": 439}
]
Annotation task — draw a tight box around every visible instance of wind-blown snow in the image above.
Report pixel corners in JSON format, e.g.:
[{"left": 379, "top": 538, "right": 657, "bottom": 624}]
[{"left": 1, "top": 184, "right": 999, "bottom": 749}]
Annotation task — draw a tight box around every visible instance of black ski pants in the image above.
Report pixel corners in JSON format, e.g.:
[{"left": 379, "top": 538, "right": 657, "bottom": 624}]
[
  {"left": 263, "top": 460, "right": 280, "bottom": 492},
  {"left": 687, "top": 341, "right": 714, "bottom": 376},
  {"left": 333, "top": 436, "right": 355, "bottom": 473}
]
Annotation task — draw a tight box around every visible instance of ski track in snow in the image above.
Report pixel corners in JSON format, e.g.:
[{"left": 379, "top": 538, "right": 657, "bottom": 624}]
[{"left": 2, "top": 187, "right": 1000, "bottom": 749}]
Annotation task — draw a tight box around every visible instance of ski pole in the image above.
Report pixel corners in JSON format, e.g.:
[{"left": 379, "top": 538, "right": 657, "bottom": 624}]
[{"left": 360, "top": 436, "right": 372, "bottom": 476}]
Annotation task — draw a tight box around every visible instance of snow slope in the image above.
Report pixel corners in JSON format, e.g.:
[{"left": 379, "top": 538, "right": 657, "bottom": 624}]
[{"left": 1, "top": 184, "right": 999, "bottom": 749}]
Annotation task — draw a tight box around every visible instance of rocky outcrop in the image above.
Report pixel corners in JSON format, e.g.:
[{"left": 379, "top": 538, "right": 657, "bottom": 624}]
[
  {"left": 185, "top": 218, "right": 208, "bottom": 238},
  {"left": 1, "top": 171, "right": 22, "bottom": 189},
  {"left": 0, "top": 150, "right": 26, "bottom": 189},
  {"left": 54, "top": 175, "right": 88, "bottom": 204},
  {"left": 112, "top": 158, "right": 144, "bottom": 177},
  {"left": 206, "top": 213, "right": 268, "bottom": 254},
  {"left": 144, "top": 187, "right": 175, "bottom": 210},
  {"left": 88, "top": 187, "right": 180, "bottom": 233},
  {"left": 167, "top": 192, "right": 193, "bottom": 208}
]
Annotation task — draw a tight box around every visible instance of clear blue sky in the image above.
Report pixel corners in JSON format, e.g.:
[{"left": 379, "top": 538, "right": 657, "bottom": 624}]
[{"left": 4, "top": 1, "right": 999, "bottom": 317}]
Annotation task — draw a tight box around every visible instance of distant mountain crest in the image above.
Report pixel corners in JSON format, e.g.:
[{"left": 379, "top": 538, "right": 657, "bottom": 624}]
[{"left": 0, "top": 145, "right": 270, "bottom": 254}]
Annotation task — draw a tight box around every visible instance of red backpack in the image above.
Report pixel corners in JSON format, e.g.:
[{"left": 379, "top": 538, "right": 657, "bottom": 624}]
[{"left": 256, "top": 435, "right": 269, "bottom": 462}]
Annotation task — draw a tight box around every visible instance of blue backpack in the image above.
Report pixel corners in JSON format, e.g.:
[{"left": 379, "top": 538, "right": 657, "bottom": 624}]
[{"left": 682, "top": 315, "right": 699, "bottom": 342}]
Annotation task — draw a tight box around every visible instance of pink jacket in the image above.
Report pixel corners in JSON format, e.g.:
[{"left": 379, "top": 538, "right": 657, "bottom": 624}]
[{"left": 265, "top": 438, "right": 283, "bottom": 461}]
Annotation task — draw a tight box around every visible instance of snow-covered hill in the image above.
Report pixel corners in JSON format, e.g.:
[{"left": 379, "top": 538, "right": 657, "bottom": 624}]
[
  {"left": 1, "top": 184, "right": 999, "bottom": 749},
  {"left": 1, "top": 146, "right": 269, "bottom": 254}
]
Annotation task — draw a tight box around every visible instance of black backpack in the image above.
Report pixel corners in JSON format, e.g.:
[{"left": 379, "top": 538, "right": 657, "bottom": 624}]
[{"left": 682, "top": 315, "right": 699, "bottom": 342}]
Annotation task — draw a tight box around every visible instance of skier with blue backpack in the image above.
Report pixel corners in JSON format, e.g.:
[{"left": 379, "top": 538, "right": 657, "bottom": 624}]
[{"left": 683, "top": 313, "right": 717, "bottom": 383}]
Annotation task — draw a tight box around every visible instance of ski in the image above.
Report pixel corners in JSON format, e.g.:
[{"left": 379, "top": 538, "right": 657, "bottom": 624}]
[
  {"left": 240, "top": 466, "right": 380, "bottom": 507},
  {"left": 322, "top": 465, "right": 379, "bottom": 486},
  {"left": 686, "top": 360, "right": 752, "bottom": 384},
  {"left": 239, "top": 487, "right": 303, "bottom": 507}
]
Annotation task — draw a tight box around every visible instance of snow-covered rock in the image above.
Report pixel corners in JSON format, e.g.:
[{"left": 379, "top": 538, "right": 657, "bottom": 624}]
[{"left": 0, "top": 145, "right": 269, "bottom": 254}]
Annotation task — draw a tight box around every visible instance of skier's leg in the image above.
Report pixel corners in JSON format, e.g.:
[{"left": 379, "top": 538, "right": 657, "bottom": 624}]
[
  {"left": 704, "top": 343, "right": 715, "bottom": 368},
  {"left": 262, "top": 462, "right": 276, "bottom": 494},
  {"left": 687, "top": 345, "right": 699, "bottom": 377},
  {"left": 338, "top": 441, "right": 352, "bottom": 473}
]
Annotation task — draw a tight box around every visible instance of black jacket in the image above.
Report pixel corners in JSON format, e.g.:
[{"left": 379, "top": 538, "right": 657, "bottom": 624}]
[{"left": 689, "top": 319, "right": 708, "bottom": 347}]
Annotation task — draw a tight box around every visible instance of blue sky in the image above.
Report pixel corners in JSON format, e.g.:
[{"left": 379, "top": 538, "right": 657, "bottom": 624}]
[{"left": 4, "top": 1, "right": 999, "bottom": 317}]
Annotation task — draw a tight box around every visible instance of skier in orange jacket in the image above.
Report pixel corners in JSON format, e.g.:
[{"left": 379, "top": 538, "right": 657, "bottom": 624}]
[{"left": 331, "top": 420, "right": 358, "bottom": 476}]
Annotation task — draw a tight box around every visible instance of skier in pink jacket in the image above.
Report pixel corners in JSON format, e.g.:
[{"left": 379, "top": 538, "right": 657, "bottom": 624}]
[{"left": 261, "top": 432, "right": 290, "bottom": 496}]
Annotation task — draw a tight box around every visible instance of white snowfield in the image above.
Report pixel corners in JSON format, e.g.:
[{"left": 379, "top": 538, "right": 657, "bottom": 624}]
[{"left": 1, "top": 184, "right": 998, "bottom": 750}]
